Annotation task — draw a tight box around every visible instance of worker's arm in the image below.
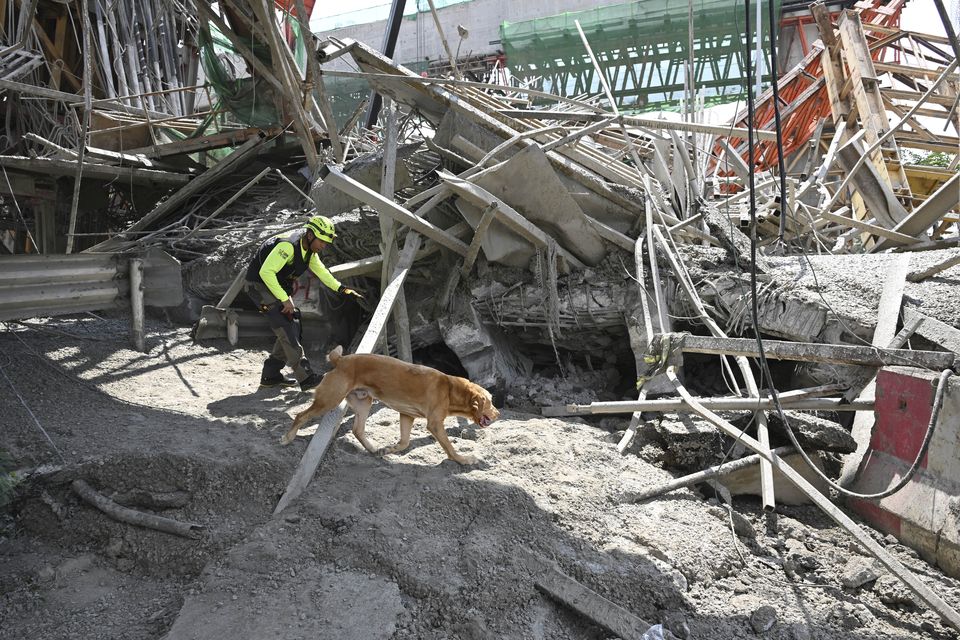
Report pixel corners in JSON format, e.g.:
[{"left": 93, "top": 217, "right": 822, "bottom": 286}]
[
  {"left": 308, "top": 253, "right": 342, "bottom": 292},
  {"left": 258, "top": 241, "right": 296, "bottom": 302}
]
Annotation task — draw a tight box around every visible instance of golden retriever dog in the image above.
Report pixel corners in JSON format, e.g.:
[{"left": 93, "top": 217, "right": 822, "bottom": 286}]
[{"left": 282, "top": 346, "right": 500, "bottom": 465}]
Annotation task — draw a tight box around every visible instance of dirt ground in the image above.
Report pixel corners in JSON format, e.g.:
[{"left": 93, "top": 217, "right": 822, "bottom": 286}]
[{"left": 2, "top": 312, "right": 960, "bottom": 639}]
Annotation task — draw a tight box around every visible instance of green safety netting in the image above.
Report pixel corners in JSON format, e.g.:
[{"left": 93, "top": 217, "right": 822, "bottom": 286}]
[
  {"left": 323, "top": 59, "right": 431, "bottom": 128},
  {"left": 197, "top": 15, "right": 309, "bottom": 130},
  {"left": 501, "top": 0, "right": 781, "bottom": 112}
]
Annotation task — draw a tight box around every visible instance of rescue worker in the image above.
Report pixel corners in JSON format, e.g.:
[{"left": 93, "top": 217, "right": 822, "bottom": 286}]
[{"left": 244, "top": 215, "right": 362, "bottom": 390}]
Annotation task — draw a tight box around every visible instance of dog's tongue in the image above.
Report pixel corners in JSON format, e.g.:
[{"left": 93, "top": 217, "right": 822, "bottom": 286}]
[{"left": 479, "top": 416, "right": 491, "bottom": 427}]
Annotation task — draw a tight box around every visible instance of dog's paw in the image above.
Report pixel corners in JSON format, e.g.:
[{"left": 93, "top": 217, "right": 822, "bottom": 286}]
[
  {"left": 456, "top": 455, "right": 479, "bottom": 465},
  {"left": 279, "top": 432, "right": 296, "bottom": 445}
]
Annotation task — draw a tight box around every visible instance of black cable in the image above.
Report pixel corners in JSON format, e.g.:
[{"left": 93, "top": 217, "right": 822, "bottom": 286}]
[
  {"left": 741, "top": 4, "right": 953, "bottom": 501},
  {"left": 768, "top": 0, "right": 788, "bottom": 244}
]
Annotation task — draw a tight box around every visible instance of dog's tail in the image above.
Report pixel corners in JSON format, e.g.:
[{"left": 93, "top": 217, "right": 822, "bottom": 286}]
[{"left": 327, "top": 345, "right": 344, "bottom": 366}]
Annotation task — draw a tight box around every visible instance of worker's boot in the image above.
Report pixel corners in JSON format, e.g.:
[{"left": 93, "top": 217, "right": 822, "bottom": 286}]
[
  {"left": 260, "top": 357, "right": 296, "bottom": 388},
  {"left": 299, "top": 361, "right": 323, "bottom": 391}
]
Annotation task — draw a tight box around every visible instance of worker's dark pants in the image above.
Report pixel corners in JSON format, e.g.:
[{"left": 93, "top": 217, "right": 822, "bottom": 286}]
[{"left": 244, "top": 281, "right": 312, "bottom": 382}]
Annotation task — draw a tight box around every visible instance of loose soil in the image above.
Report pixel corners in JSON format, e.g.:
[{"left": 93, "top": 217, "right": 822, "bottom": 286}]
[{"left": 2, "top": 313, "right": 960, "bottom": 640}]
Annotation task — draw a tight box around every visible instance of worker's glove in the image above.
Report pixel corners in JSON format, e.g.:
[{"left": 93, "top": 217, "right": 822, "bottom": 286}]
[
  {"left": 280, "top": 298, "right": 296, "bottom": 320},
  {"left": 338, "top": 285, "right": 364, "bottom": 300}
]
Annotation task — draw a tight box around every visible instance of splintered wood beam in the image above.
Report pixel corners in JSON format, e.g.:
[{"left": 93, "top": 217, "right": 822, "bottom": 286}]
[
  {"left": 679, "top": 334, "right": 952, "bottom": 369},
  {"left": 521, "top": 548, "right": 653, "bottom": 640},
  {"left": 321, "top": 166, "right": 469, "bottom": 256},
  {"left": 274, "top": 232, "right": 425, "bottom": 515}
]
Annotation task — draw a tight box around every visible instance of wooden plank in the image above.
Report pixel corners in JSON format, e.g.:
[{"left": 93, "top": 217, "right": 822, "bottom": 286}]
[
  {"left": 124, "top": 127, "right": 272, "bottom": 159},
  {"left": 521, "top": 548, "right": 653, "bottom": 640},
  {"left": 666, "top": 366, "right": 960, "bottom": 635},
  {"left": 620, "top": 446, "right": 797, "bottom": 504},
  {"left": 679, "top": 333, "right": 950, "bottom": 369},
  {"left": 497, "top": 109, "right": 779, "bottom": 141},
  {"left": 461, "top": 203, "right": 497, "bottom": 276},
  {"left": 321, "top": 166, "right": 469, "bottom": 256},
  {"left": 274, "top": 232, "right": 424, "bottom": 515},
  {"left": 819, "top": 209, "right": 919, "bottom": 244},
  {"left": 903, "top": 307, "right": 960, "bottom": 358},
  {"left": 542, "top": 396, "right": 874, "bottom": 417},
  {"left": 651, "top": 225, "right": 775, "bottom": 510},
  {"left": 875, "top": 173, "right": 960, "bottom": 251},
  {"left": 0, "top": 155, "right": 188, "bottom": 185},
  {"left": 585, "top": 216, "right": 635, "bottom": 252},
  {"left": 293, "top": 0, "right": 345, "bottom": 162},
  {"left": 839, "top": 253, "right": 910, "bottom": 487},
  {"left": 908, "top": 253, "right": 960, "bottom": 282}
]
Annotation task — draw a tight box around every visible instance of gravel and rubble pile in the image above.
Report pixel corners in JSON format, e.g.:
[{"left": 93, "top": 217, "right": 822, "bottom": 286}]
[{"left": 2, "top": 315, "right": 960, "bottom": 639}]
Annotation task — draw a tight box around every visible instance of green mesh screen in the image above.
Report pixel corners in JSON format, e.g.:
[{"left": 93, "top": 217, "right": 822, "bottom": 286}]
[
  {"left": 501, "top": 0, "right": 781, "bottom": 112},
  {"left": 198, "top": 14, "right": 310, "bottom": 129},
  {"left": 324, "top": 60, "right": 431, "bottom": 129}
]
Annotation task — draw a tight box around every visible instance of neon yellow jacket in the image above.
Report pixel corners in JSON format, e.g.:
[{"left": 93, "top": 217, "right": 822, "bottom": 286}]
[{"left": 258, "top": 238, "right": 341, "bottom": 303}]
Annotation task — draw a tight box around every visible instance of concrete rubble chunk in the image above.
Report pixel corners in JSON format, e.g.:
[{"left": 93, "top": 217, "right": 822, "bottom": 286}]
[{"left": 841, "top": 557, "right": 882, "bottom": 589}]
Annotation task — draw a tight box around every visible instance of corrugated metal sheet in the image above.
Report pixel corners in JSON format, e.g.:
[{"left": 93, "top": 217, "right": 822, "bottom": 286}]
[{"left": 0, "top": 250, "right": 182, "bottom": 322}]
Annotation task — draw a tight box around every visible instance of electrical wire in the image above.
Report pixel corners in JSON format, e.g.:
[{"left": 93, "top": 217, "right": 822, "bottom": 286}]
[
  {"left": 767, "top": 0, "right": 788, "bottom": 244},
  {"left": 0, "top": 352, "right": 67, "bottom": 464},
  {"left": 740, "top": 1, "right": 955, "bottom": 501}
]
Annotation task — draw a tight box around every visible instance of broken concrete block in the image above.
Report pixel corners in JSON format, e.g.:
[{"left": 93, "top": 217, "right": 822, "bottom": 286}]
[
  {"left": 472, "top": 146, "right": 607, "bottom": 266},
  {"left": 841, "top": 557, "right": 881, "bottom": 589},
  {"left": 766, "top": 411, "right": 856, "bottom": 453},
  {"left": 439, "top": 296, "right": 531, "bottom": 391},
  {"left": 455, "top": 198, "right": 533, "bottom": 268},
  {"left": 652, "top": 414, "right": 727, "bottom": 470},
  {"left": 717, "top": 452, "right": 831, "bottom": 506}
]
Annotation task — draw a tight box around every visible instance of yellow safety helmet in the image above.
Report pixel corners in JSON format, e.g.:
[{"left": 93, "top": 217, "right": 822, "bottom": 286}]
[{"left": 304, "top": 215, "right": 336, "bottom": 243}]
